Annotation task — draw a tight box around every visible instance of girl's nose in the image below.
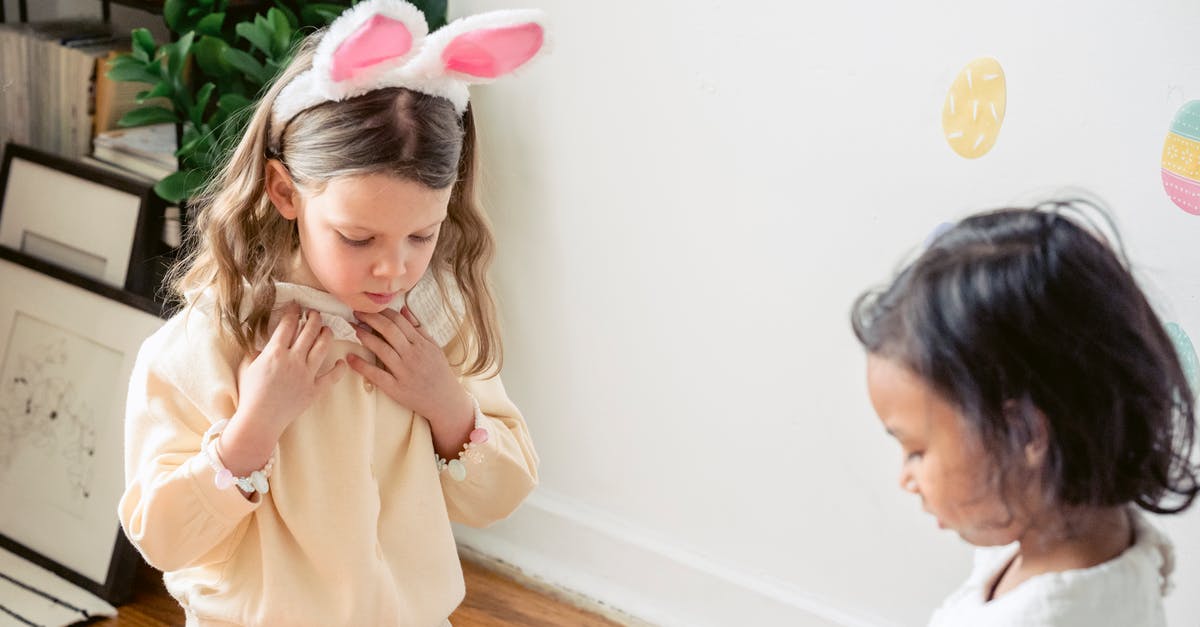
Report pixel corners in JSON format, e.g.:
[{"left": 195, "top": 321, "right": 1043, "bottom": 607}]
[
  {"left": 898, "top": 466, "right": 919, "bottom": 494},
  {"left": 374, "top": 247, "right": 408, "bottom": 279}
]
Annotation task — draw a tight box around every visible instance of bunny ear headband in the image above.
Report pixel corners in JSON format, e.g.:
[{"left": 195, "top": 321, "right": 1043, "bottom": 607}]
[{"left": 270, "top": 0, "right": 547, "bottom": 147}]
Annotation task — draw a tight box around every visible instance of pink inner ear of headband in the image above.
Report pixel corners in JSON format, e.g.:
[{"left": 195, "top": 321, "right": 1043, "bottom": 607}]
[
  {"left": 442, "top": 22, "right": 544, "bottom": 78},
  {"left": 332, "top": 14, "right": 414, "bottom": 82}
]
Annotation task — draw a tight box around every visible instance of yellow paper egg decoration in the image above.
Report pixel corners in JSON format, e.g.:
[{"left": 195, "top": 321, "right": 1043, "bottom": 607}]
[{"left": 943, "top": 57, "right": 1006, "bottom": 159}]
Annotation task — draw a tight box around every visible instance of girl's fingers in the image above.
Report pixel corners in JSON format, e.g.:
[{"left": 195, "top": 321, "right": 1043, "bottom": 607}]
[
  {"left": 316, "top": 359, "right": 348, "bottom": 390},
  {"left": 293, "top": 308, "right": 323, "bottom": 352},
  {"left": 356, "top": 326, "right": 404, "bottom": 375},
  {"left": 357, "top": 310, "right": 412, "bottom": 349},
  {"left": 381, "top": 307, "right": 423, "bottom": 345},
  {"left": 307, "top": 326, "right": 332, "bottom": 370},
  {"left": 267, "top": 302, "right": 302, "bottom": 351},
  {"left": 400, "top": 306, "right": 434, "bottom": 342},
  {"left": 347, "top": 354, "right": 390, "bottom": 389}
]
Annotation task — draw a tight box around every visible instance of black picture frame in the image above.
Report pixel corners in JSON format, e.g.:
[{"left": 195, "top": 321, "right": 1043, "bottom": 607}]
[
  {"left": 0, "top": 142, "right": 170, "bottom": 302},
  {"left": 0, "top": 245, "right": 165, "bottom": 606}
]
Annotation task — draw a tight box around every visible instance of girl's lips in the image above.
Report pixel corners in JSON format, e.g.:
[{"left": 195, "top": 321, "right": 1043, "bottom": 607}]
[{"left": 365, "top": 291, "right": 397, "bottom": 305}]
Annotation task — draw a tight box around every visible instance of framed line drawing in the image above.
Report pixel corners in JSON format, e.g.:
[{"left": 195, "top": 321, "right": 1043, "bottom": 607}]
[
  {"left": 0, "top": 245, "right": 165, "bottom": 605},
  {"left": 0, "top": 142, "right": 169, "bottom": 298}
]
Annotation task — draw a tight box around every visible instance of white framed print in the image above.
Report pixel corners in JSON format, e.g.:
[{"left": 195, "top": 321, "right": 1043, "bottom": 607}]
[
  {"left": 0, "top": 142, "right": 168, "bottom": 298},
  {"left": 0, "top": 245, "right": 165, "bottom": 606}
]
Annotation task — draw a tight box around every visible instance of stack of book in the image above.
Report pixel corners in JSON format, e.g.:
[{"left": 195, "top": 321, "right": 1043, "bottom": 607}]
[
  {"left": 0, "top": 20, "right": 140, "bottom": 163},
  {"left": 90, "top": 122, "right": 177, "bottom": 182}
]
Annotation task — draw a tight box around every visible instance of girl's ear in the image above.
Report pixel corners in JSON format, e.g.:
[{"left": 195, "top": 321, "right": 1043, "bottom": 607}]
[
  {"left": 1024, "top": 422, "right": 1049, "bottom": 467},
  {"left": 1006, "top": 399, "right": 1050, "bottom": 467},
  {"left": 265, "top": 160, "right": 300, "bottom": 220}
]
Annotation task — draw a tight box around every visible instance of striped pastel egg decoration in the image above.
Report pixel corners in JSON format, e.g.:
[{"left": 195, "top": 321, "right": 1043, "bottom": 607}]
[{"left": 1161, "top": 100, "right": 1200, "bottom": 215}]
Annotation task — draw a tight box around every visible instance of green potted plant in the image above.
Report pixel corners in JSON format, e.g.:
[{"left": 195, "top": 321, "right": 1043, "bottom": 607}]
[{"left": 106, "top": 0, "right": 447, "bottom": 204}]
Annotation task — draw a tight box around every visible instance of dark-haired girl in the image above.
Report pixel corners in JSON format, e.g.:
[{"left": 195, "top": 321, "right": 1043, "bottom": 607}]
[{"left": 853, "top": 201, "right": 1197, "bottom": 625}]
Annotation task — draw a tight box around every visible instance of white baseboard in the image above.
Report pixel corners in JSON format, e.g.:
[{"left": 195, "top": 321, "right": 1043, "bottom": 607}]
[{"left": 452, "top": 489, "right": 896, "bottom": 627}]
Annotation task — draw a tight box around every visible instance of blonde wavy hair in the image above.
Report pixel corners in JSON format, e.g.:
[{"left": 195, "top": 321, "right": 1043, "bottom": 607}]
[{"left": 170, "top": 33, "right": 501, "bottom": 376}]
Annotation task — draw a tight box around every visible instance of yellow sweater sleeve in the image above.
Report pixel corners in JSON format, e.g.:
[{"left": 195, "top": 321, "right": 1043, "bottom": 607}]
[
  {"left": 119, "top": 311, "right": 261, "bottom": 572},
  {"left": 440, "top": 371, "right": 539, "bottom": 527}
]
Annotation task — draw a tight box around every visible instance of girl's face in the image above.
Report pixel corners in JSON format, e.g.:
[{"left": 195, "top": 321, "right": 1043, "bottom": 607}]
[
  {"left": 865, "top": 355, "right": 1029, "bottom": 547},
  {"left": 276, "top": 169, "right": 452, "bottom": 313}
]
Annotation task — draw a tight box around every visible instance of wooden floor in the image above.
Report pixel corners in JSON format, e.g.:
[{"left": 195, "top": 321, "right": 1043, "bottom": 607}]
[{"left": 94, "top": 557, "right": 622, "bottom": 626}]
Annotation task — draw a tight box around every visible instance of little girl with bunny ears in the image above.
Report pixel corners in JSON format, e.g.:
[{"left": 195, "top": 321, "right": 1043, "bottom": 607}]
[
  {"left": 853, "top": 201, "right": 1197, "bottom": 626},
  {"left": 118, "top": 2, "right": 547, "bottom": 624}
]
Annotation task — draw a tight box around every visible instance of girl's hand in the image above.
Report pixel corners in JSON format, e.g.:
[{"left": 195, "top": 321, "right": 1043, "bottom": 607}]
[
  {"left": 222, "top": 303, "right": 347, "bottom": 474},
  {"left": 349, "top": 307, "right": 474, "bottom": 459}
]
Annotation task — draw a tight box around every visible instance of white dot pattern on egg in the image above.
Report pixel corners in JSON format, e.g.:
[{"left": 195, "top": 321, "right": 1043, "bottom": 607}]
[
  {"left": 943, "top": 57, "right": 1006, "bottom": 159},
  {"left": 1166, "top": 322, "right": 1200, "bottom": 393}
]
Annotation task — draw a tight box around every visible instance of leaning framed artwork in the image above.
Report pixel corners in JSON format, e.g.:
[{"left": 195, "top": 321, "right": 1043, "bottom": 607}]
[
  {"left": 0, "top": 245, "right": 165, "bottom": 605},
  {"left": 0, "top": 142, "right": 168, "bottom": 298}
]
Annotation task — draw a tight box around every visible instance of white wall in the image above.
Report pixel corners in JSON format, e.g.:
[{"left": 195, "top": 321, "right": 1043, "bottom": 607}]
[{"left": 451, "top": 1, "right": 1200, "bottom": 625}]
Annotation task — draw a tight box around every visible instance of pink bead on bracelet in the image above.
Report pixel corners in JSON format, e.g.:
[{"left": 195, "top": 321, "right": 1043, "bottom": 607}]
[
  {"left": 435, "top": 394, "right": 489, "bottom": 482},
  {"left": 202, "top": 419, "right": 278, "bottom": 494}
]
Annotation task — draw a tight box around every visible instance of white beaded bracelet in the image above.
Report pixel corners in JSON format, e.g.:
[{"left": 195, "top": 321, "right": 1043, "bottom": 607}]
[
  {"left": 435, "top": 394, "right": 489, "bottom": 482},
  {"left": 202, "top": 419, "right": 278, "bottom": 494}
]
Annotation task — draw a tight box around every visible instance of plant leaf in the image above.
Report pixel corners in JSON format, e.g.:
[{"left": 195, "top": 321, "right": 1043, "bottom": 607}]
[
  {"left": 154, "top": 169, "right": 205, "bottom": 203},
  {"left": 300, "top": 5, "right": 343, "bottom": 25},
  {"left": 118, "top": 106, "right": 179, "bottom": 127},
  {"left": 131, "top": 28, "right": 156, "bottom": 62},
  {"left": 135, "top": 80, "right": 173, "bottom": 103},
  {"left": 235, "top": 20, "right": 272, "bottom": 56},
  {"left": 273, "top": 1, "right": 299, "bottom": 29},
  {"left": 106, "top": 56, "right": 161, "bottom": 84},
  {"left": 222, "top": 47, "right": 269, "bottom": 85},
  {"left": 409, "top": 0, "right": 447, "bottom": 30},
  {"left": 178, "top": 128, "right": 214, "bottom": 159},
  {"left": 268, "top": 8, "right": 292, "bottom": 58},
  {"left": 190, "top": 82, "right": 216, "bottom": 126},
  {"left": 217, "top": 93, "right": 253, "bottom": 114},
  {"left": 196, "top": 12, "right": 225, "bottom": 37},
  {"left": 180, "top": 125, "right": 200, "bottom": 148},
  {"left": 163, "top": 0, "right": 187, "bottom": 32},
  {"left": 167, "top": 31, "right": 195, "bottom": 79},
  {"left": 192, "top": 35, "right": 233, "bottom": 78}
]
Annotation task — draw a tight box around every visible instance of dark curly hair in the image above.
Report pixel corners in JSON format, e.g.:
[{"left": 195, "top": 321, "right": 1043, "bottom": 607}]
[{"left": 851, "top": 199, "right": 1198, "bottom": 515}]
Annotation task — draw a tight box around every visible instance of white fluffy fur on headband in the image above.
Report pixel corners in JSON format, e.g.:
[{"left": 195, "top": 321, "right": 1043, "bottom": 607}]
[{"left": 269, "top": 0, "right": 547, "bottom": 148}]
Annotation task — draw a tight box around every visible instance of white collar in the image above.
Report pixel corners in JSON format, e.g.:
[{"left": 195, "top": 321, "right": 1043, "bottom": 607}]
[{"left": 189, "top": 271, "right": 464, "bottom": 349}]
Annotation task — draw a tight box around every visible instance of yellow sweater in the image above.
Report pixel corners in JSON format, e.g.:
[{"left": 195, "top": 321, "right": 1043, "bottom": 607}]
[{"left": 118, "top": 283, "right": 538, "bottom": 626}]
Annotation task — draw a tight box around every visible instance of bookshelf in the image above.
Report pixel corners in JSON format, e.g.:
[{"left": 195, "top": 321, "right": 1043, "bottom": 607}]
[
  {"left": 1, "top": 0, "right": 281, "bottom": 252},
  {"left": 99, "top": 0, "right": 268, "bottom": 22},
  {"left": 100, "top": 1, "right": 164, "bottom": 21},
  {"left": 4, "top": 1, "right": 163, "bottom": 24},
  {"left": 0, "top": 2, "right": 266, "bottom": 25},
  {"left": 0, "top": 0, "right": 185, "bottom": 296}
]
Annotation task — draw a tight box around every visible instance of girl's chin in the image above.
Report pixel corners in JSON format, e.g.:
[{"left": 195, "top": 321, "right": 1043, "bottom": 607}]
[{"left": 955, "top": 526, "right": 1022, "bottom": 548}]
